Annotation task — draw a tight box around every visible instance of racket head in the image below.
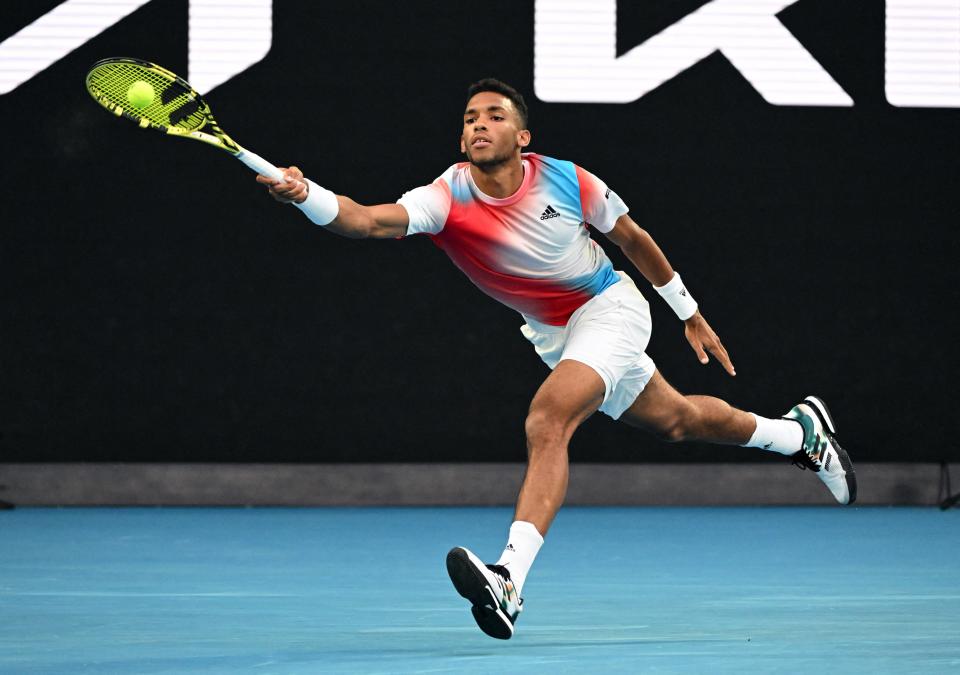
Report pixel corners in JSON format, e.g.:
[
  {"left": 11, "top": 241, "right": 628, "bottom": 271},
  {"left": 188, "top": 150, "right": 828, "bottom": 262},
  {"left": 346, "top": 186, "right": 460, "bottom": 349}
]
[{"left": 85, "top": 57, "right": 239, "bottom": 154}]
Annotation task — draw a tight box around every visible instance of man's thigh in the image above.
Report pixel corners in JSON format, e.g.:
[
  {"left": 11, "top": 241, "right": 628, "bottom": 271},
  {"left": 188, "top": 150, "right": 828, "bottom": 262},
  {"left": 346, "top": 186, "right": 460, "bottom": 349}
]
[{"left": 528, "top": 359, "right": 606, "bottom": 430}]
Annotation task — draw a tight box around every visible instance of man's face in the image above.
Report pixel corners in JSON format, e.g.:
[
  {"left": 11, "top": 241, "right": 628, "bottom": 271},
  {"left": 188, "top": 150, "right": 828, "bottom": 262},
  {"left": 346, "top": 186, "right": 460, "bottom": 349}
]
[{"left": 460, "top": 91, "right": 530, "bottom": 169}]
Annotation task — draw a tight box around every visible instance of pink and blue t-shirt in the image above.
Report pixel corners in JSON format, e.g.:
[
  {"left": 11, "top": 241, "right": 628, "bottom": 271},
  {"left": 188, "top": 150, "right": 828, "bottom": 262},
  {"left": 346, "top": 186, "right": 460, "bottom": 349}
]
[{"left": 398, "top": 153, "right": 629, "bottom": 326}]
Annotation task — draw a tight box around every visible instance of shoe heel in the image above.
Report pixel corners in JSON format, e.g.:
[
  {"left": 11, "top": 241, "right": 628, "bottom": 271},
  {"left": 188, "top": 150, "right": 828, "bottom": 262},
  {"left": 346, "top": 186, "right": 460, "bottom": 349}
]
[{"left": 804, "top": 396, "right": 836, "bottom": 434}]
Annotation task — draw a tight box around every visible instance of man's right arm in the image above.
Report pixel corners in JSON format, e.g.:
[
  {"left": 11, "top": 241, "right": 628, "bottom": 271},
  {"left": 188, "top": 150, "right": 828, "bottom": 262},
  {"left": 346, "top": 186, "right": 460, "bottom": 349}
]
[
  {"left": 325, "top": 198, "right": 409, "bottom": 239},
  {"left": 255, "top": 166, "right": 409, "bottom": 239}
]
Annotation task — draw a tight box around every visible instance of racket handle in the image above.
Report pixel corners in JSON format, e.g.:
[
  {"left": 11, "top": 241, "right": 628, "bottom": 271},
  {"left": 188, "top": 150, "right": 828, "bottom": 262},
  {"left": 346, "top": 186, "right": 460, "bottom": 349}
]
[{"left": 235, "top": 148, "right": 286, "bottom": 182}]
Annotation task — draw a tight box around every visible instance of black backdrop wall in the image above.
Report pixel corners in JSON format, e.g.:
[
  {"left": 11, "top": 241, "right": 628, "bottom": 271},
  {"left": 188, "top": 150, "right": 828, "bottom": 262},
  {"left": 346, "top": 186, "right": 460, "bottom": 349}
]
[{"left": 1, "top": 1, "right": 958, "bottom": 463}]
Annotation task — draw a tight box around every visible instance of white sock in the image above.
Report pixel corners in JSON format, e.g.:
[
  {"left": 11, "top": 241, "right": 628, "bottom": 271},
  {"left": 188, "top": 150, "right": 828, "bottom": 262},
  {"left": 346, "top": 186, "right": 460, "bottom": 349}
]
[
  {"left": 494, "top": 521, "right": 543, "bottom": 595},
  {"left": 742, "top": 413, "right": 803, "bottom": 456}
]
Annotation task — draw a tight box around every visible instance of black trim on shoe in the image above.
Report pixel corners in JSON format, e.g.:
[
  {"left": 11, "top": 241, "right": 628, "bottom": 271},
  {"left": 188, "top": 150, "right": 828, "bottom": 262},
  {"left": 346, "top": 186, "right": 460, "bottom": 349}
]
[
  {"left": 804, "top": 396, "right": 836, "bottom": 434},
  {"left": 827, "top": 432, "right": 857, "bottom": 504}
]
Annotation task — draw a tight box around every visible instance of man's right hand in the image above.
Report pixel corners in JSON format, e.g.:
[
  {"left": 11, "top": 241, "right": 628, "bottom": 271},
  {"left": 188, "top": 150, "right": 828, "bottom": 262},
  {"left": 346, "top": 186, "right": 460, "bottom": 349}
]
[
  {"left": 257, "top": 168, "right": 410, "bottom": 239},
  {"left": 256, "top": 166, "right": 309, "bottom": 204}
]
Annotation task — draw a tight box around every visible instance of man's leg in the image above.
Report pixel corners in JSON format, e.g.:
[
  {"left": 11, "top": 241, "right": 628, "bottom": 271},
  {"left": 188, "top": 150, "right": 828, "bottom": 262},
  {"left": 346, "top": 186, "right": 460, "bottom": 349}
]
[
  {"left": 514, "top": 359, "right": 606, "bottom": 534},
  {"left": 617, "top": 370, "right": 856, "bottom": 504},
  {"left": 493, "top": 359, "right": 605, "bottom": 597},
  {"left": 617, "top": 370, "right": 757, "bottom": 445},
  {"left": 445, "top": 359, "right": 605, "bottom": 639}
]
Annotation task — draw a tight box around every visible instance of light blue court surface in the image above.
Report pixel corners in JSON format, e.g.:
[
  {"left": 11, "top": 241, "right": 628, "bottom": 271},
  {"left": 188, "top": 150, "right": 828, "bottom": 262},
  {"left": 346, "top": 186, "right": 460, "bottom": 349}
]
[{"left": 1, "top": 507, "right": 958, "bottom": 674}]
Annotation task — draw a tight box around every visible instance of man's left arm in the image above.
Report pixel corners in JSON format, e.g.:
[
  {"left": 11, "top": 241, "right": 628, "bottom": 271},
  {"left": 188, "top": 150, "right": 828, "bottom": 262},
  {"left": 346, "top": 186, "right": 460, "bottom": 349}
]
[{"left": 602, "top": 213, "right": 736, "bottom": 376}]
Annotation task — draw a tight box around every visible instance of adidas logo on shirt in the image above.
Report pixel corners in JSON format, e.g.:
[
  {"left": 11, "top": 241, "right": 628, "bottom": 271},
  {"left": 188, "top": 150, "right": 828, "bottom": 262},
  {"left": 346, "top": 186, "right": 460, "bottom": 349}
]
[{"left": 540, "top": 205, "right": 560, "bottom": 220}]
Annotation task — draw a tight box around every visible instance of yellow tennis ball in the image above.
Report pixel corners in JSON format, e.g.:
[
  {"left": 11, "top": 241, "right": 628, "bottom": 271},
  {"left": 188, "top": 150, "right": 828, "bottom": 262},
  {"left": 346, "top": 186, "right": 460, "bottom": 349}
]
[{"left": 126, "top": 80, "right": 154, "bottom": 109}]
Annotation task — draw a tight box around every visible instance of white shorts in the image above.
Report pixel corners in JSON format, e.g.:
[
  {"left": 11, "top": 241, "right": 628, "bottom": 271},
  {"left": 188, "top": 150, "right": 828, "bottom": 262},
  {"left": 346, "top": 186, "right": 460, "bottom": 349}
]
[{"left": 520, "top": 272, "right": 656, "bottom": 419}]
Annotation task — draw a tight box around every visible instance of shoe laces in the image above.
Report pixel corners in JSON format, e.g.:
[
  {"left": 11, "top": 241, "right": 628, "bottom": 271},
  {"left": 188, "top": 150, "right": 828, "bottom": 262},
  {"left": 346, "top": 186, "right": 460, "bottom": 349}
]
[
  {"left": 791, "top": 452, "right": 818, "bottom": 472},
  {"left": 486, "top": 564, "right": 519, "bottom": 607},
  {"left": 486, "top": 564, "right": 511, "bottom": 581},
  {"left": 791, "top": 435, "right": 825, "bottom": 473}
]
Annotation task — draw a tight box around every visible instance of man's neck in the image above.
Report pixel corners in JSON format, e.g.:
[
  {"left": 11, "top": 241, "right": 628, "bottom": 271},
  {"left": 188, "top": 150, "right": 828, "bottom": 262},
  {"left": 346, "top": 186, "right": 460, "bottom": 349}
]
[{"left": 470, "top": 156, "right": 524, "bottom": 199}]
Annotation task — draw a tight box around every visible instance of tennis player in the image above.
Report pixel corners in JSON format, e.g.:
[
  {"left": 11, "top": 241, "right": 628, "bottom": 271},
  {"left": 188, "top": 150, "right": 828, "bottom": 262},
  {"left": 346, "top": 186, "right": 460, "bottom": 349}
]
[{"left": 256, "top": 79, "right": 856, "bottom": 640}]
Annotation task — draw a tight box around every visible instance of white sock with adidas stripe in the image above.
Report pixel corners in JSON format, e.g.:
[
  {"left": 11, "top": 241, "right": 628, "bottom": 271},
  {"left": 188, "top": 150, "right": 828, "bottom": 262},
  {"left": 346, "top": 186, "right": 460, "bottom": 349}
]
[
  {"left": 494, "top": 521, "right": 543, "bottom": 595},
  {"left": 742, "top": 412, "right": 803, "bottom": 456}
]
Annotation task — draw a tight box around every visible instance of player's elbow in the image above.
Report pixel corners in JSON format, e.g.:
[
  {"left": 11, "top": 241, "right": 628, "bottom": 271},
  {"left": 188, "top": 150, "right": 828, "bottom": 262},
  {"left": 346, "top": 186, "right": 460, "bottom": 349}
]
[
  {"left": 344, "top": 223, "right": 373, "bottom": 239},
  {"left": 351, "top": 208, "right": 379, "bottom": 238},
  {"left": 332, "top": 206, "right": 376, "bottom": 239},
  {"left": 330, "top": 222, "right": 370, "bottom": 239}
]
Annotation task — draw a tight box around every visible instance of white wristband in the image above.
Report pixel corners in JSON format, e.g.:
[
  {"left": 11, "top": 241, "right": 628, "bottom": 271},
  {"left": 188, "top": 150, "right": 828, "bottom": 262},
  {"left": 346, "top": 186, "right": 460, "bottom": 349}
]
[
  {"left": 294, "top": 179, "right": 340, "bottom": 226},
  {"left": 654, "top": 272, "right": 698, "bottom": 320}
]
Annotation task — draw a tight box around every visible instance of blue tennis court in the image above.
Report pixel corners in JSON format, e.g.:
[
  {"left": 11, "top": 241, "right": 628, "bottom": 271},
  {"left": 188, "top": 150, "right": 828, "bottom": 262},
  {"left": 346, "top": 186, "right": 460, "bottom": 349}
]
[{"left": 2, "top": 507, "right": 958, "bottom": 673}]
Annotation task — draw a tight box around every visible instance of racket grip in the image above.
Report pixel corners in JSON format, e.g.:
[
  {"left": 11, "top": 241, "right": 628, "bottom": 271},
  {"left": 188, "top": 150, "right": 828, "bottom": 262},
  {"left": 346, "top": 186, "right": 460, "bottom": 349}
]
[{"left": 235, "top": 148, "right": 286, "bottom": 182}]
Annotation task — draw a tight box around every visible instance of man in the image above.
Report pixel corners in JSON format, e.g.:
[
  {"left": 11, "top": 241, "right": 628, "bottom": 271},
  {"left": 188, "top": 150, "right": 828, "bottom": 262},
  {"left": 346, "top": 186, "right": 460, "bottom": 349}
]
[{"left": 256, "top": 79, "right": 856, "bottom": 640}]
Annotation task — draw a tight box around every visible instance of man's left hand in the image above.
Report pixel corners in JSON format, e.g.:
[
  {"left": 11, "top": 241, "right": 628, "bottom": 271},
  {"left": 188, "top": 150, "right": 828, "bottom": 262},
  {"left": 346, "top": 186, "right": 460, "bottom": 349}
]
[{"left": 683, "top": 312, "right": 736, "bottom": 376}]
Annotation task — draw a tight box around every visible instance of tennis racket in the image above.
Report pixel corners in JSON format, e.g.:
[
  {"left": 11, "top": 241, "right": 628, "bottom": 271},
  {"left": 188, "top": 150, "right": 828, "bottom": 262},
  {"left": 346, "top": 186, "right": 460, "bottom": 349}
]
[{"left": 85, "top": 57, "right": 285, "bottom": 181}]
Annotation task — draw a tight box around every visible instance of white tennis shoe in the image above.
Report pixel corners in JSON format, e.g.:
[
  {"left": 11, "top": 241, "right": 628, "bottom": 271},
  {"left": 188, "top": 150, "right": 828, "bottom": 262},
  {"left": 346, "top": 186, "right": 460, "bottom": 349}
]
[
  {"left": 785, "top": 396, "right": 857, "bottom": 504},
  {"left": 446, "top": 546, "right": 522, "bottom": 639}
]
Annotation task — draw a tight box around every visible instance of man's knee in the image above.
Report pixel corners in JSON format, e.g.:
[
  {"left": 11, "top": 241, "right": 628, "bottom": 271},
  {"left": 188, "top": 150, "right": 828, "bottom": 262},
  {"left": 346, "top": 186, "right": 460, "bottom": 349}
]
[
  {"left": 524, "top": 408, "right": 566, "bottom": 451},
  {"left": 659, "top": 418, "right": 687, "bottom": 443},
  {"left": 653, "top": 402, "right": 699, "bottom": 443}
]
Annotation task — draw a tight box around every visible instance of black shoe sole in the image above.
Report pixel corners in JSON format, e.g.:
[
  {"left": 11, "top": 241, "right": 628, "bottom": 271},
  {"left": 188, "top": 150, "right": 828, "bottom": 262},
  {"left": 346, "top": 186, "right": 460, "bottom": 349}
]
[
  {"left": 804, "top": 396, "right": 857, "bottom": 504},
  {"left": 446, "top": 547, "right": 514, "bottom": 640},
  {"left": 828, "top": 432, "right": 858, "bottom": 505},
  {"left": 804, "top": 395, "right": 837, "bottom": 434}
]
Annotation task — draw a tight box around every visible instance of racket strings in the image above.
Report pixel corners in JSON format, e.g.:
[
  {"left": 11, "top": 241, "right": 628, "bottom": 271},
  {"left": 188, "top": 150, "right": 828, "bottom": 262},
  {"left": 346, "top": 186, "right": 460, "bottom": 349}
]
[{"left": 87, "top": 63, "right": 207, "bottom": 132}]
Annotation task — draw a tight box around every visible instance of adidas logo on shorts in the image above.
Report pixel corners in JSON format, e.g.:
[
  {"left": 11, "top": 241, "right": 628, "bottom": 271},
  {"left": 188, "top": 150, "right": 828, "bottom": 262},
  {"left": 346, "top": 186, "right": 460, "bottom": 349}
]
[{"left": 540, "top": 205, "right": 560, "bottom": 220}]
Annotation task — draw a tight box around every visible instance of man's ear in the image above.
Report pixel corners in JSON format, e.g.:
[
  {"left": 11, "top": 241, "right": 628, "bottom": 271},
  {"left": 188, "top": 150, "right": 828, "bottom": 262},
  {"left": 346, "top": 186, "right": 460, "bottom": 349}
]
[
  {"left": 460, "top": 135, "right": 466, "bottom": 154},
  {"left": 518, "top": 129, "right": 531, "bottom": 148}
]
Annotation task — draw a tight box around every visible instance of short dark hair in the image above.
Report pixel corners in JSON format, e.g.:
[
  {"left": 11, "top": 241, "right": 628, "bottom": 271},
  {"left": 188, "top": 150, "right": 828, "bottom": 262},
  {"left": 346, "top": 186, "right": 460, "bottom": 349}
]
[{"left": 466, "top": 78, "right": 529, "bottom": 129}]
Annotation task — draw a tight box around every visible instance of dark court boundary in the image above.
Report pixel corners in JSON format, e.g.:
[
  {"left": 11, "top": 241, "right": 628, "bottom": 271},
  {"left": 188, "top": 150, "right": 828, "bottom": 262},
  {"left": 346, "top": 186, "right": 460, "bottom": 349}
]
[{"left": 1, "top": 463, "right": 954, "bottom": 506}]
